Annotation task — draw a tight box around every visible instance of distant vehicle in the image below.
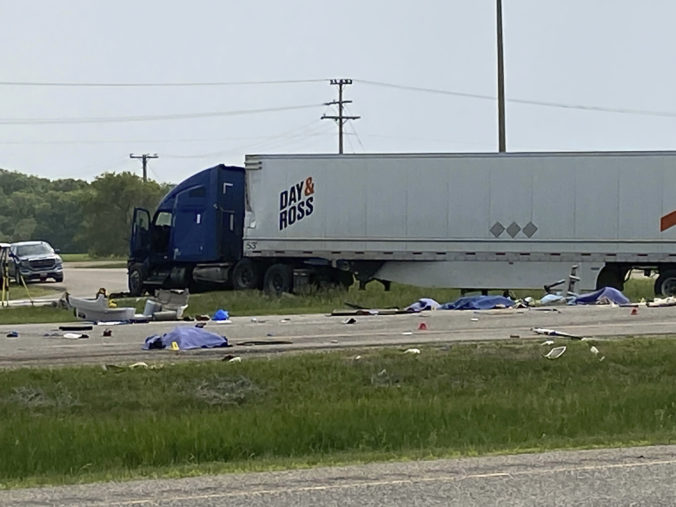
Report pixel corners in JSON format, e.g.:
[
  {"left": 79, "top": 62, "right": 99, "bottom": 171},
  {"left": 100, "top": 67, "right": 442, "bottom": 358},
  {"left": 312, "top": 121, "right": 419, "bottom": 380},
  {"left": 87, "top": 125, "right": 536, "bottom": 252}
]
[{"left": 9, "top": 241, "right": 64, "bottom": 283}]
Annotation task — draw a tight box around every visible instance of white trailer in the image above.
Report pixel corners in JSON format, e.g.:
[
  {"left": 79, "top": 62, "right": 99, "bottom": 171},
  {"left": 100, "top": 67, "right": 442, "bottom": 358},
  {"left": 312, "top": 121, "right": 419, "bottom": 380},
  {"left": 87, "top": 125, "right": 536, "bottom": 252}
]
[{"left": 242, "top": 151, "right": 676, "bottom": 295}]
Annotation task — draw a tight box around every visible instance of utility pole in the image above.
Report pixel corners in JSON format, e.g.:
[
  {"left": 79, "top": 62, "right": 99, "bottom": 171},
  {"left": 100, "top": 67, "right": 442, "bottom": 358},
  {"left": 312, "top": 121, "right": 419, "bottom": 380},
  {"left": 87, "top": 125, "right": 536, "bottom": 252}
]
[
  {"left": 496, "top": 0, "right": 506, "bottom": 152},
  {"left": 129, "top": 153, "right": 158, "bottom": 182},
  {"left": 321, "top": 79, "right": 360, "bottom": 154}
]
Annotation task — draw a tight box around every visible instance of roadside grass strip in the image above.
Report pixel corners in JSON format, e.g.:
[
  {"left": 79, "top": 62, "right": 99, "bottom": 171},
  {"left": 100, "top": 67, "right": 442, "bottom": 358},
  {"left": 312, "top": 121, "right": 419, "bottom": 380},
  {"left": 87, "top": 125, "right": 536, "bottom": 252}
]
[{"left": 0, "top": 337, "right": 674, "bottom": 488}]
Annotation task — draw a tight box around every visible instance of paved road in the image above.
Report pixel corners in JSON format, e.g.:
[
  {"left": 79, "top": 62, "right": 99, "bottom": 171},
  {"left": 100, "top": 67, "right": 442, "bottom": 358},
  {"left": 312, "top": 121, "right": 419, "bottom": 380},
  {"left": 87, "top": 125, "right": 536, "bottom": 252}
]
[
  {"left": 1, "top": 445, "right": 673, "bottom": 506},
  {"left": 1, "top": 303, "right": 675, "bottom": 367}
]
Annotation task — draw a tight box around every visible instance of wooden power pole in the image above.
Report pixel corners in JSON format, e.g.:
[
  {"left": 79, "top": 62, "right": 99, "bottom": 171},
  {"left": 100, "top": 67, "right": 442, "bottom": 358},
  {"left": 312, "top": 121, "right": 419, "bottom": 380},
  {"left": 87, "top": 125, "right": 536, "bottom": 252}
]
[
  {"left": 129, "top": 153, "right": 158, "bottom": 182},
  {"left": 321, "top": 79, "right": 360, "bottom": 154}
]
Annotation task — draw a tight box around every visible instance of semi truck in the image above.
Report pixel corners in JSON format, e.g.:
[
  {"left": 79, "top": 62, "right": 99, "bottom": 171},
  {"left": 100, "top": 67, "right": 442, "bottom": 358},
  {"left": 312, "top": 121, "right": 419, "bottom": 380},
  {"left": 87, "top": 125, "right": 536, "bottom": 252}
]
[{"left": 128, "top": 151, "right": 676, "bottom": 297}]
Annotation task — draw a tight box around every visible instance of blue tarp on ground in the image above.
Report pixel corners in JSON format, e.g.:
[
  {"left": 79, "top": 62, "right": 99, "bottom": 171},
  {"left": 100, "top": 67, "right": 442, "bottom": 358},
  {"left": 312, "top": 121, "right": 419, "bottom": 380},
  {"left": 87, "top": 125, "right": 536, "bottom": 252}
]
[
  {"left": 572, "top": 287, "right": 630, "bottom": 305},
  {"left": 143, "top": 326, "right": 229, "bottom": 350},
  {"left": 439, "top": 295, "right": 515, "bottom": 310}
]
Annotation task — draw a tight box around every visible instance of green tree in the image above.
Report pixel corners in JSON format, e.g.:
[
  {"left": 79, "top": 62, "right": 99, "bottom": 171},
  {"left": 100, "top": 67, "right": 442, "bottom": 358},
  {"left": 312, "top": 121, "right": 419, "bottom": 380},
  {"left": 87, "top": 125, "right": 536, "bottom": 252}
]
[{"left": 80, "top": 172, "right": 171, "bottom": 256}]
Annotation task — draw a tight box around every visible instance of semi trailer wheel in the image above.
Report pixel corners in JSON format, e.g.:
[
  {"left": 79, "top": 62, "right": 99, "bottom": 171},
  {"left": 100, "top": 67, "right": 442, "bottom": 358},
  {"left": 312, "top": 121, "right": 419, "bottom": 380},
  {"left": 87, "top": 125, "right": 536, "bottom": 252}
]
[
  {"left": 263, "top": 264, "right": 293, "bottom": 295},
  {"left": 654, "top": 271, "right": 676, "bottom": 297},
  {"left": 231, "top": 259, "right": 262, "bottom": 290}
]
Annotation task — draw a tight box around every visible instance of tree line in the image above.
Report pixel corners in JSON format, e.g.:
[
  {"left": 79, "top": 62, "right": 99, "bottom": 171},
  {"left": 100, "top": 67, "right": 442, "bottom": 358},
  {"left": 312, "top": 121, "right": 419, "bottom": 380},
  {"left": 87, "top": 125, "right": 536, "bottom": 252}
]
[{"left": 0, "top": 169, "right": 173, "bottom": 256}]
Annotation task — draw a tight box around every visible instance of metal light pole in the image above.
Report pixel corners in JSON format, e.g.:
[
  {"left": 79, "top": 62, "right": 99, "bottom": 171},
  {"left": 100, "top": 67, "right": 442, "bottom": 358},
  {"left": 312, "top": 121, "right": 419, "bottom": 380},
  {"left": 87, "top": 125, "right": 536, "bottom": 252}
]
[{"left": 496, "top": 0, "right": 506, "bottom": 152}]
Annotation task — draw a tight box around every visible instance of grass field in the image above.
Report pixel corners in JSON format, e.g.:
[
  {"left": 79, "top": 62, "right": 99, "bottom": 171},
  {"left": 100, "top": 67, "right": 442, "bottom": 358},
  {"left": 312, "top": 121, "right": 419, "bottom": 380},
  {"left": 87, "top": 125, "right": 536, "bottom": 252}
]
[{"left": 0, "top": 338, "right": 673, "bottom": 488}]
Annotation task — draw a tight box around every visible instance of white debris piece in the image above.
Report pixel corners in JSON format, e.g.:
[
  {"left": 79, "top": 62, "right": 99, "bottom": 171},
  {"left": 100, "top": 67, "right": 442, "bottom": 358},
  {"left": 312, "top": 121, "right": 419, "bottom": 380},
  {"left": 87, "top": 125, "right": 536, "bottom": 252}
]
[
  {"left": 544, "top": 346, "right": 567, "bottom": 360},
  {"left": 541, "top": 340, "right": 555, "bottom": 346},
  {"left": 404, "top": 348, "right": 421, "bottom": 354},
  {"left": 589, "top": 345, "right": 600, "bottom": 356}
]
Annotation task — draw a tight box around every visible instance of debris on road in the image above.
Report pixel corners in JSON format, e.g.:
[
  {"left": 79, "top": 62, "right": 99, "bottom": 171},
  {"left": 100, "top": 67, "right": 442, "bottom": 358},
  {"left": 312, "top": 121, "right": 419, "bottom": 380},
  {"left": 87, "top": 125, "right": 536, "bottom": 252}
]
[
  {"left": 532, "top": 327, "right": 583, "bottom": 340},
  {"left": 63, "top": 333, "right": 89, "bottom": 339},
  {"left": 59, "top": 325, "right": 93, "bottom": 331},
  {"left": 343, "top": 317, "right": 357, "bottom": 324},
  {"left": 417, "top": 322, "right": 428, "bottom": 330},
  {"left": 6, "top": 330, "right": 18, "bottom": 338},
  {"left": 102, "top": 329, "right": 112, "bottom": 337}
]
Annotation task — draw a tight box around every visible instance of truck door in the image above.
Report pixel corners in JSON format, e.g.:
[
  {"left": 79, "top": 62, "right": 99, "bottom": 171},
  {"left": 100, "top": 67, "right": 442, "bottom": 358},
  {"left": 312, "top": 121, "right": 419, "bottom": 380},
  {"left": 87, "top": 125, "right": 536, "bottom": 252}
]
[
  {"left": 130, "top": 208, "right": 151, "bottom": 260},
  {"left": 218, "top": 167, "right": 246, "bottom": 261},
  {"left": 171, "top": 186, "right": 209, "bottom": 262}
]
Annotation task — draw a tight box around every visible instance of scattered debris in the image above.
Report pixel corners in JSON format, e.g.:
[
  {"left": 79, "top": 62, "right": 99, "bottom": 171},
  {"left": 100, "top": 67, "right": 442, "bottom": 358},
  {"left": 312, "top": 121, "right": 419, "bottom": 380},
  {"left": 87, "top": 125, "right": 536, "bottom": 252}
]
[
  {"left": 195, "top": 314, "right": 210, "bottom": 321},
  {"left": 509, "top": 334, "right": 520, "bottom": 338},
  {"left": 401, "top": 331, "right": 413, "bottom": 336},
  {"left": 631, "top": 308, "right": 638, "bottom": 315},
  {"left": 280, "top": 318, "right": 291, "bottom": 323},
  {"left": 532, "top": 327, "right": 583, "bottom": 340},
  {"left": 65, "top": 292, "right": 136, "bottom": 322},
  {"left": 59, "top": 325, "right": 93, "bottom": 331},
  {"left": 129, "top": 361, "right": 149, "bottom": 369},
  {"left": 541, "top": 340, "right": 555, "bottom": 346},
  {"left": 471, "top": 317, "right": 479, "bottom": 322},
  {"left": 6, "top": 330, "right": 18, "bottom": 338},
  {"left": 417, "top": 322, "right": 428, "bottom": 330},
  {"left": 405, "top": 298, "right": 440, "bottom": 312},
  {"left": 403, "top": 348, "right": 421, "bottom": 354},
  {"left": 236, "top": 340, "right": 293, "bottom": 346},
  {"left": 63, "top": 333, "right": 89, "bottom": 339},
  {"left": 353, "top": 355, "right": 362, "bottom": 361},
  {"left": 195, "top": 322, "right": 206, "bottom": 328},
  {"left": 343, "top": 317, "right": 357, "bottom": 324},
  {"left": 225, "top": 356, "right": 242, "bottom": 363},
  {"left": 589, "top": 345, "right": 600, "bottom": 356},
  {"left": 212, "top": 309, "right": 229, "bottom": 321},
  {"left": 544, "top": 346, "right": 567, "bottom": 359},
  {"left": 102, "top": 329, "right": 112, "bottom": 337}
]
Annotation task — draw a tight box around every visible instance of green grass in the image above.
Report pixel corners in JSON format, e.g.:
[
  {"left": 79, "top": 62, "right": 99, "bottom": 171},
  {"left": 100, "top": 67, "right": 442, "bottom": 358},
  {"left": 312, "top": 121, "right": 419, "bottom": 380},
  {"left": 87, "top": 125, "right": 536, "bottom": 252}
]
[
  {"left": 0, "top": 305, "right": 77, "bottom": 324},
  {"left": 0, "top": 338, "right": 673, "bottom": 488}
]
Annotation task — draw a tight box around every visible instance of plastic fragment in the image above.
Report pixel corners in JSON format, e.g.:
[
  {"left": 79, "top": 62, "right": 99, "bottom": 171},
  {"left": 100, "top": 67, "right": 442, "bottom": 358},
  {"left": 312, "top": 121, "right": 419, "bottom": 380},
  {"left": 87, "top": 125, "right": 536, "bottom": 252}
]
[
  {"left": 544, "top": 346, "right": 566, "bottom": 359},
  {"left": 404, "top": 348, "right": 421, "bottom": 354}
]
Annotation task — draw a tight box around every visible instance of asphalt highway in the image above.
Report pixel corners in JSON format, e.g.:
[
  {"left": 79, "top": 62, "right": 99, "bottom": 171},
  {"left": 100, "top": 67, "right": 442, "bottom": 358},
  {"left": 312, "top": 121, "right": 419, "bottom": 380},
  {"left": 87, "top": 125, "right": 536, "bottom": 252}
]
[{"left": 1, "top": 445, "right": 674, "bottom": 506}]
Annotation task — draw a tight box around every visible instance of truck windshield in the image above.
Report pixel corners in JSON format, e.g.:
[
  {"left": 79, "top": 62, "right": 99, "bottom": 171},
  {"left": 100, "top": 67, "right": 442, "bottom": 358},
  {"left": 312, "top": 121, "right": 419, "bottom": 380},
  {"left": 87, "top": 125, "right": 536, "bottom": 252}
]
[{"left": 15, "top": 243, "right": 53, "bottom": 257}]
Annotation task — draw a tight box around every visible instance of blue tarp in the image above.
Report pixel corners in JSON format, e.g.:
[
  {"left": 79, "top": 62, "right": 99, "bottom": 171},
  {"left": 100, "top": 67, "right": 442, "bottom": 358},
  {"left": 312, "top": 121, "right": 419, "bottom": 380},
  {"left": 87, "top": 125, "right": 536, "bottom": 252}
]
[
  {"left": 439, "top": 295, "right": 515, "bottom": 310},
  {"left": 143, "top": 326, "right": 229, "bottom": 350},
  {"left": 572, "top": 287, "right": 630, "bottom": 305}
]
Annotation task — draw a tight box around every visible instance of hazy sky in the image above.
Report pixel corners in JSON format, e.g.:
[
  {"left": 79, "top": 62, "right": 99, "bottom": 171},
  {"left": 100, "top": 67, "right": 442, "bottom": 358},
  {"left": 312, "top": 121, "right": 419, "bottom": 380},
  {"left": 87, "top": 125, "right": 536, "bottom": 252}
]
[{"left": 1, "top": 0, "right": 675, "bottom": 183}]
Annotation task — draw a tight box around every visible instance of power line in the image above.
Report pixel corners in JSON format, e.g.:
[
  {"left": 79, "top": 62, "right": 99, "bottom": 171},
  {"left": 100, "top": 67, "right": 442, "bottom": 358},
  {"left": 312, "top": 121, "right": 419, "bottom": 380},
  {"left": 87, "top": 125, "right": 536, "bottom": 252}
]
[
  {"left": 0, "top": 103, "right": 321, "bottom": 125},
  {"left": 356, "top": 79, "right": 676, "bottom": 118},
  {"left": 0, "top": 78, "right": 328, "bottom": 87}
]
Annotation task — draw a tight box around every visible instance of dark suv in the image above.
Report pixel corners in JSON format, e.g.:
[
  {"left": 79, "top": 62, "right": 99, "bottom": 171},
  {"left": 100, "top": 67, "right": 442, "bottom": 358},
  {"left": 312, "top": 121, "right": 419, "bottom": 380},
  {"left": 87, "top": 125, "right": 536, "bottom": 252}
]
[{"left": 9, "top": 241, "right": 64, "bottom": 283}]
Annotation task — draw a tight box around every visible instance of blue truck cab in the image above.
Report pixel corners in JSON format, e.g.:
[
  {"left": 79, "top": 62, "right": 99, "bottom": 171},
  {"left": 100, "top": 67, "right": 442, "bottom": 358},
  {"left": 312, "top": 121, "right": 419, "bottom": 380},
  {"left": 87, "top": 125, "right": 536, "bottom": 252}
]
[{"left": 128, "top": 165, "right": 245, "bottom": 296}]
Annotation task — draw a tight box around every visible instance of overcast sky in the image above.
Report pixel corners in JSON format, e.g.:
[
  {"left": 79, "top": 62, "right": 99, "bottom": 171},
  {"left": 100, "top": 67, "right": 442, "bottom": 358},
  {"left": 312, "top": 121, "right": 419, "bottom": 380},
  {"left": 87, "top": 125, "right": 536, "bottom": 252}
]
[{"left": 1, "top": 0, "right": 675, "bottom": 184}]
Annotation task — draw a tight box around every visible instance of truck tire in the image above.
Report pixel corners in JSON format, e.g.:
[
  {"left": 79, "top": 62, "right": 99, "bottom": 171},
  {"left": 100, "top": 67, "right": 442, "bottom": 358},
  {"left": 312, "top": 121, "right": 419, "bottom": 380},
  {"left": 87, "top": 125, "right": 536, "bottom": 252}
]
[
  {"left": 128, "top": 266, "right": 145, "bottom": 296},
  {"left": 654, "top": 271, "right": 676, "bottom": 296},
  {"left": 263, "top": 264, "right": 293, "bottom": 295},
  {"left": 231, "top": 259, "right": 262, "bottom": 290}
]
